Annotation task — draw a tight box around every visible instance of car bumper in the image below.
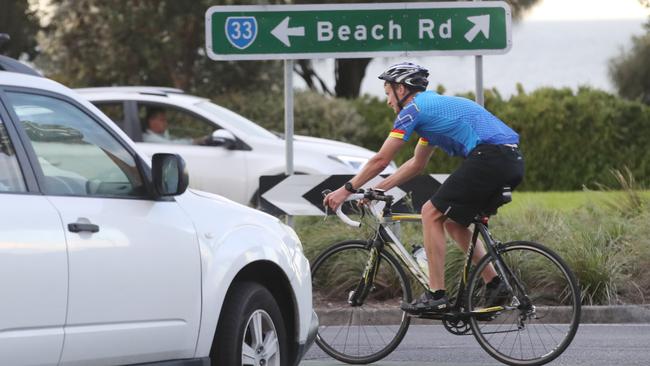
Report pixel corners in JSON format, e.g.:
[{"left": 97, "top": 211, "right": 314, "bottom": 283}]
[{"left": 293, "top": 310, "right": 319, "bottom": 366}]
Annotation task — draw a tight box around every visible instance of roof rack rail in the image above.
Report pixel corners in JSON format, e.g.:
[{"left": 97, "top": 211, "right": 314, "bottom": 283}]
[
  {"left": 75, "top": 86, "right": 186, "bottom": 95},
  {"left": 0, "top": 34, "right": 42, "bottom": 77},
  {"left": 0, "top": 55, "right": 42, "bottom": 77},
  {"left": 0, "top": 33, "right": 10, "bottom": 48}
]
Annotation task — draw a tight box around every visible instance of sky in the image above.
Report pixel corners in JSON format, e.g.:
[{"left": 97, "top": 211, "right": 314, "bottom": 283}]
[{"left": 525, "top": 0, "right": 650, "bottom": 21}]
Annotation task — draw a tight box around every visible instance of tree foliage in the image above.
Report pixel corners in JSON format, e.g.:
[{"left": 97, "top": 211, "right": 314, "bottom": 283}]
[
  {"left": 609, "top": 20, "right": 650, "bottom": 104},
  {"left": 36, "top": 0, "right": 543, "bottom": 99},
  {"left": 0, "top": 0, "right": 40, "bottom": 59},
  {"left": 37, "top": 0, "right": 285, "bottom": 96}
]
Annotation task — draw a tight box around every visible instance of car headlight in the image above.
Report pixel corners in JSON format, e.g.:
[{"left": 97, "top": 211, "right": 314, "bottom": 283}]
[{"left": 328, "top": 155, "right": 369, "bottom": 172}]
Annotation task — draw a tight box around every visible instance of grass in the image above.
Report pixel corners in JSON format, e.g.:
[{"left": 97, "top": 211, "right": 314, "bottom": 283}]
[
  {"left": 295, "top": 188, "right": 650, "bottom": 306},
  {"left": 500, "top": 190, "right": 650, "bottom": 215}
]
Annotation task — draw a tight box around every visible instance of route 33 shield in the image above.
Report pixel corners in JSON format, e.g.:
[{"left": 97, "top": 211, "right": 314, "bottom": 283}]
[{"left": 225, "top": 17, "right": 258, "bottom": 50}]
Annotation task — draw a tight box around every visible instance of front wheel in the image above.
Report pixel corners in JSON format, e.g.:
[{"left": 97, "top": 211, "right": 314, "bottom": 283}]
[
  {"left": 467, "top": 241, "right": 581, "bottom": 366},
  {"left": 311, "top": 240, "right": 412, "bottom": 364},
  {"left": 211, "top": 281, "right": 288, "bottom": 366}
]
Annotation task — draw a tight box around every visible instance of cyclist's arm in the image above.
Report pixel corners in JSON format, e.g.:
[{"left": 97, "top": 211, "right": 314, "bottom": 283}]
[
  {"left": 323, "top": 137, "right": 403, "bottom": 210},
  {"left": 375, "top": 141, "right": 434, "bottom": 191},
  {"left": 348, "top": 136, "right": 404, "bottom": 189}
]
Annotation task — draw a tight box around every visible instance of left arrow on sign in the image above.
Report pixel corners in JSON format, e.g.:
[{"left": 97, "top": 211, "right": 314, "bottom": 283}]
[
  {"left": 464, "top": 15, "right": 490, "bottom": 42},
  {"left": 261, "top": 175, "right": 327, "bottom": 215},
  {"left": 271, "top": 17, "right": 305, "bottom": 47}
]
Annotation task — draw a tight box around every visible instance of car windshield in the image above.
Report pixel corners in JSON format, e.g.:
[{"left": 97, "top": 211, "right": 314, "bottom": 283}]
[{"left": 195, "top": 101, "right": 279, "bottom": 140}]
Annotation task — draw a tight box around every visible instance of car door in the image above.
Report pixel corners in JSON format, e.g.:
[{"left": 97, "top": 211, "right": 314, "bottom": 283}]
[
  {"left": 0, "top": 98, "right": 67, "bottom": 366},
  {"left": 4, "top": 90, "right": 202, "bottom": 365},
  {"left": 133, "top": 102, "right": 250, "bottom": 204}
]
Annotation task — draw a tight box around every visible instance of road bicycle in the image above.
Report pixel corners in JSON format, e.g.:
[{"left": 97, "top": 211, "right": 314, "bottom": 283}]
[{"left": 311, "top": 188, "right": 581, "bottom": 365}]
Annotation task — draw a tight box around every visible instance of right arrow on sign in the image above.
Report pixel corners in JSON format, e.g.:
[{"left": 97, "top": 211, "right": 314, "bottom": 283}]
[
  {"left": 465, "top": 15, "right": 491, "bottom": 42},
  {"left": 271, "top": 17, "right": 305, "bottom": 47}
]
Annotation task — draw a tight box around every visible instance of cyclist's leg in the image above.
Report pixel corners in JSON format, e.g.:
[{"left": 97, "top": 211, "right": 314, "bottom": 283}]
[
  {"left": 400, "top": 202, "right": 451, "bottom": 314},
  {"left": 420, "top": 201, "right": 447, "bottom": 290},
  {"left": 444, "top": 220, "right": 497, "bottom": 283}
]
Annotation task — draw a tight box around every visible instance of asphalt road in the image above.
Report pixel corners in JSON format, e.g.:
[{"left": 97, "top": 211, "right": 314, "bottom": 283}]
[{"left": 301, "top": 324, "right": 650, "bottom": 366}]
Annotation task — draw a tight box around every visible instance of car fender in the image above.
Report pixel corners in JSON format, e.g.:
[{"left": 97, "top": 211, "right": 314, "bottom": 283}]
[{"left": 193, "top": 222, "right": 301, "bottom": 357}]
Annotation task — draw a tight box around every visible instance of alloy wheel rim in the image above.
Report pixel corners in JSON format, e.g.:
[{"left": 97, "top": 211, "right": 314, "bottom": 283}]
[{"left": 242, "top": 309, "right": 280, "bottom": 366}]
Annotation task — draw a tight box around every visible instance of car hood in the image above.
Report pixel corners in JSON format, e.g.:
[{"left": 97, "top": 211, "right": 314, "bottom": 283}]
[
  {"left": 291, "top": 135, "right": 377, "bottom": 158},
  {"left": 176, "top": 188, "right": 286, "bottom": 238}
]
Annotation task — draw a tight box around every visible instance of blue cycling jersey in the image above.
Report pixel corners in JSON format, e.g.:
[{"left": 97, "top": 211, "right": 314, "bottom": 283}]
[{"left": 389, "top": 91, "right": 519, "bottom": 157}]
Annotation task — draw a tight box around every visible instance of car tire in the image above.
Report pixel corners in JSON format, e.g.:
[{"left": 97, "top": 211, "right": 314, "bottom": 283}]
[{"left": 211, "top": 281, "right": 288, "bottom": 366}]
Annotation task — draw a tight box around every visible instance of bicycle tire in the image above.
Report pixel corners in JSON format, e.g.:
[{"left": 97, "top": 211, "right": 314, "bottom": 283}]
[
  {"left": 311, "top": 240, "right": 412, "bottom": 364},
  {"left": 466, "top": 241, "right": 581, "bottom": 366}
]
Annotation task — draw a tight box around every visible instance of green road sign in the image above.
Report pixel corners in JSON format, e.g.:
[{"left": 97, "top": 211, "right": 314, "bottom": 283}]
[{"left": 205, "top": 2, "right": 512, "bottom": 61}]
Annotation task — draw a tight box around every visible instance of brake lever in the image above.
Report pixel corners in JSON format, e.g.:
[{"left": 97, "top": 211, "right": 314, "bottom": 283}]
[{"left": 322, "top": 189, "right": 332, "bottom": 220}]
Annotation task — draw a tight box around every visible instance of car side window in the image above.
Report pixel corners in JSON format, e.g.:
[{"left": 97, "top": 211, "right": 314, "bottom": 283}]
[
  {"left": 6, "top": 92, "right": 147, "bottom": 197},
  {"left": 138, "top": 103, "right": 215, "bottom": 145},
  {"left": 94, "top": 102, "right": 125, "bottom": 126},
  {"left": 0, "top": 118, "right": 27, "bottom": 192}
]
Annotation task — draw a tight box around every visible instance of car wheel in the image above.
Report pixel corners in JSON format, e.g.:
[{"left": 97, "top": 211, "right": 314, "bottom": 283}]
[{"left": 212, "top": 281, "right": 288, "bottom": 366}]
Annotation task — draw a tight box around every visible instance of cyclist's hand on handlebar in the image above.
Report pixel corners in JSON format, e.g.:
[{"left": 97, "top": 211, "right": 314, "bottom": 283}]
[{"left": 322, "top": 187, "right": 352, "bottom": 211}]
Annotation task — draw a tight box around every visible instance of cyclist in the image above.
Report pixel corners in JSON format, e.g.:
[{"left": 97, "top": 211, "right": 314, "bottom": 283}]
[{"left": 323, "top": 62, "right": 524, "bottom": 314}]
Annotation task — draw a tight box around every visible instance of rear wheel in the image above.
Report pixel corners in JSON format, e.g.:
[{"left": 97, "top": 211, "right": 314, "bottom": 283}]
[
  {"left": 467, "top": 241, "right": 581, "bottom": 366},
  {"left": 311, "top": 240, "right": 412, "bottom": 364},
  {"left": 211, "top": 281, "right": 288, "bottom": 366}
]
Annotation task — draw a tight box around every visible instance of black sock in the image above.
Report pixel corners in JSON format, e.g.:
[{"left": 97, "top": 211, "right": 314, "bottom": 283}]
[{"left": 431, "top": 289, "right": 446, "bottom": 300}]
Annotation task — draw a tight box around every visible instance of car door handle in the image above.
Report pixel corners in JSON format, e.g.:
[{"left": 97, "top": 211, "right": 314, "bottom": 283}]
[{"left": 68, "top": 222, "right": 100, "bottom": 233}]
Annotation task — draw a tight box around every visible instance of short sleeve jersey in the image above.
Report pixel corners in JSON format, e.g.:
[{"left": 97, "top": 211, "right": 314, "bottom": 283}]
[{"left": 389, "top": 91, "right": 519, "bottom": 157}]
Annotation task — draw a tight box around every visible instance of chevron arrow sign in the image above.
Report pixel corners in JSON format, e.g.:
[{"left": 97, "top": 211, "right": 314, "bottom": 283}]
[{"left": 258, "top": 174, "right": 448, "bottom": 216}]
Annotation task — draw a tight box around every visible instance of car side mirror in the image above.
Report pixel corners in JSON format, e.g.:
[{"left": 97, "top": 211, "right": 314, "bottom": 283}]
[
  {"left": 151, "top": 153, "right": 189, "bottom": 196},
  {"left": 210, "top": 129, "right": 237, "bottom": 149}
]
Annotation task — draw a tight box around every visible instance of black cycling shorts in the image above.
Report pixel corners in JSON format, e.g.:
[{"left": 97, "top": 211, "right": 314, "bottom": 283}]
[{"left": 431, "top": 144, "right": 524, "bottom": 227}]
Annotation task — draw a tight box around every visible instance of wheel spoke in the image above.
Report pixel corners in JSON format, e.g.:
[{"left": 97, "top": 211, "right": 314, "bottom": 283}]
[
  {"left": 262, "top": 330, "right": 279, "bottom": 360},
  {"left": 251, "top": 311, "right": 264, "bottom": 348},
  {"left": 242, "top": 343, "right": 257, "bottom": 365}
]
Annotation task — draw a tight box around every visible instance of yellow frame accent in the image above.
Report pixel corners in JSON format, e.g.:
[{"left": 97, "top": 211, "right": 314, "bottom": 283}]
[{"left": 390, "top": 214, "right": 422, "bottom": 222}]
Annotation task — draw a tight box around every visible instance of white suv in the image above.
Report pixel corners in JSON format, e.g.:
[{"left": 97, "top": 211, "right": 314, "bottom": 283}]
[
  {"left": 0, "top": 54, "right": 316, "bottom": 365},
  {"left": 77, "top": 87, "right": 395, "bottom": 205}
]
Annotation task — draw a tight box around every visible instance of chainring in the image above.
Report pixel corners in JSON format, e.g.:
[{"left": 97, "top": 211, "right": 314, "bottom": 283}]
[{"left": 442, "top": 317, "right": 472, "bottom": 335}]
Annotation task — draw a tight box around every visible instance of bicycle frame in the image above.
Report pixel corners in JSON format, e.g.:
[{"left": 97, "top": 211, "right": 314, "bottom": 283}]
[{"left": 356, "top": 202, "right": 528, "bottom": 314}]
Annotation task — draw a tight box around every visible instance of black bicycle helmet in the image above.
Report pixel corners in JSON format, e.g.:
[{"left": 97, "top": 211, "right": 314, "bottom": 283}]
[{"left": 378, "top": 62, "right": 429, "bottom": 91}]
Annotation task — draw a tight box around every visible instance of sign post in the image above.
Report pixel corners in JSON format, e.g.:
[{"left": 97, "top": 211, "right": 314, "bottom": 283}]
[{"left": 284, "top": 59, "right": 295, "bottom": 227}]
